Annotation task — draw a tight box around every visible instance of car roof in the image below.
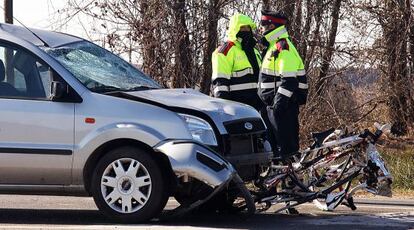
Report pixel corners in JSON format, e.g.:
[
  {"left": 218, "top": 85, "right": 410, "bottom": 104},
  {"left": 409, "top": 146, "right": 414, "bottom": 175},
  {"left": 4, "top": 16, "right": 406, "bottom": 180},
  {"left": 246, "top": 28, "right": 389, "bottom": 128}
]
[{"left": 0, "top": 23, "right": 84, "bottom": 48}]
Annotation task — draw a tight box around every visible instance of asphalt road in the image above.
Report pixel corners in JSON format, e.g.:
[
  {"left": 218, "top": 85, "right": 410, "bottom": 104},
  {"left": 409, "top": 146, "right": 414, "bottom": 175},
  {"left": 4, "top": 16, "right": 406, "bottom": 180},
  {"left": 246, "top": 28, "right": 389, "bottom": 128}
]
[{"left": 0, "top": 195, "right": 412, "bottom": 229}]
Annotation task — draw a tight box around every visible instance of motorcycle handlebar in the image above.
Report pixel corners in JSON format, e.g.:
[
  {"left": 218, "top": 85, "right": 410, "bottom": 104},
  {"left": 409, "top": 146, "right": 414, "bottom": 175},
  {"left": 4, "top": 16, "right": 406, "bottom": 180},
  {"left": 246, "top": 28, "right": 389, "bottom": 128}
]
[
  {"left": 358, "top": 123, "right": 391, "bottom": 143},
  {"left": 358, "top": 128, "right": 381, "bottom": 144}
]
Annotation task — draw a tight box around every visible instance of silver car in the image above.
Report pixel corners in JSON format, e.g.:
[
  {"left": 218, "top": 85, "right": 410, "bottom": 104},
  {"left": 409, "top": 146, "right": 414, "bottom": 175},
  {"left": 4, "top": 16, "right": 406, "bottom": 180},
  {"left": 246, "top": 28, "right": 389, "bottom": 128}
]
[{"left": 0, "top": 23, "right": 272, "bottom": 222}]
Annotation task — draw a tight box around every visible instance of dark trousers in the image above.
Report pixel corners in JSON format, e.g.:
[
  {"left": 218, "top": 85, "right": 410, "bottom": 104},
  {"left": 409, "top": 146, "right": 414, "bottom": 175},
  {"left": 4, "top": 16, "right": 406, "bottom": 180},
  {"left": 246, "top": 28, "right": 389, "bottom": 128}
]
[
  {"left": 261, "top": 107, "right": 277, "bottom": 155},
  {"left": 262, "top": 102, "right": 299, "bottom": 159}
]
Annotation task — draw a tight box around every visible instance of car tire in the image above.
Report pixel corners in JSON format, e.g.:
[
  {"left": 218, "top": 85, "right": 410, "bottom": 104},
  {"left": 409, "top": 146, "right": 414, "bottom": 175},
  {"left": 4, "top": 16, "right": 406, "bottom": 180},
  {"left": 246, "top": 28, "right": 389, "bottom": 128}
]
[{"left": 91, "top": 146, "right": 169, "bottom": 223}]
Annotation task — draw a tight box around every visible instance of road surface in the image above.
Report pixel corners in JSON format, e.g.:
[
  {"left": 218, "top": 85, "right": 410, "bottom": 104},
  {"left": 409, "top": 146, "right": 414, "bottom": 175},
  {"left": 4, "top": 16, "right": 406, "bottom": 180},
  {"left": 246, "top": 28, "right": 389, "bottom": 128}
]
[{"left": 0, "top": 195, "right": 411, "bottom": 229}]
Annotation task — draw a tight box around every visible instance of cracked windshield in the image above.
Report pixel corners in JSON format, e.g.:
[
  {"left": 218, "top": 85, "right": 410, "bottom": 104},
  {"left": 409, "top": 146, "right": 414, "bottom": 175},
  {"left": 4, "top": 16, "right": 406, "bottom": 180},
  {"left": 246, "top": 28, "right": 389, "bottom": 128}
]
[{"left": 44, "top": 41, "right": 160, "bottom": 93}]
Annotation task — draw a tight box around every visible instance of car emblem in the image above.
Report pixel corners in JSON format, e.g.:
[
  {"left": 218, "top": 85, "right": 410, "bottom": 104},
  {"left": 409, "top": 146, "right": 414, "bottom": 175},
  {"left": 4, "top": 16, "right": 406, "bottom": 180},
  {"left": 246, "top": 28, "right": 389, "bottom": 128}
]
[{"left": 244, "top": 122, "right": 253, "bottom": 130}]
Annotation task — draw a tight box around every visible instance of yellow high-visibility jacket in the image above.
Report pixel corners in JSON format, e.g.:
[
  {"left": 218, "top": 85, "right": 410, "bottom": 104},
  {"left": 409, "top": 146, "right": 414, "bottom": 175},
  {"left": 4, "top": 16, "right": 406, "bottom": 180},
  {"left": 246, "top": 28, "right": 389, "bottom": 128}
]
[
  {"left": 211, "top": 13, "right": 262, "bottom": 109},
  {"left": 258, "top": 25, "right": 308, "bottom": 107}
]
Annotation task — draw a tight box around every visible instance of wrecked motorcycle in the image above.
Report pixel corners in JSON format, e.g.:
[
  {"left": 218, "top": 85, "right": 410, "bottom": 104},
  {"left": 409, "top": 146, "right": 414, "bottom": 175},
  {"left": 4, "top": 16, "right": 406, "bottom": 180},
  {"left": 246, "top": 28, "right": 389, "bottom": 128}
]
[{"left": 253, "top": 123, "right": 393, "bottom": 213}]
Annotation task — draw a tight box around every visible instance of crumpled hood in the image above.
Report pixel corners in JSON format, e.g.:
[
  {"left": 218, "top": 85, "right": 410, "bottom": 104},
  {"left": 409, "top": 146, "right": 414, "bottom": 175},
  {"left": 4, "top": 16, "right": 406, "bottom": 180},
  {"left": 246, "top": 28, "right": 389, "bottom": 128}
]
[{"left": 124, "top": 88, "right": 262, "bottom": 134}]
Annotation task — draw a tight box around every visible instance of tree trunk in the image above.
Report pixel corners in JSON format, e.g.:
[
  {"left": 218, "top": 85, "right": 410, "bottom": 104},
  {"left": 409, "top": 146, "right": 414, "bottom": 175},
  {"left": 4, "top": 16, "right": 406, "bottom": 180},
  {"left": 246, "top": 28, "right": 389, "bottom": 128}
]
[
  {"left": 171, "top": 0, "right": 193, "bottom": 88},
  {"left": 306, "top": 0, "right": 323, "bottom": 70},
  {"left": 200, "top": 0, "right": 220, "bottom": 94},
  {"left": 383, "top": 0, "right": 411, "bottom": 135},
  {"left": 299, "top": 0, "right": 313, "bottom": 60},
  {"left": 280, "top": 0, "right": 296, "bottom": 34},
  {"left": 406, "top": 0, "right": 414, "bottom": 124},
  {"left": 291, "top": 0, "right": 302, "bottom": 47},
  {"left": 139, "top": 1, "right": 158, "bottom": 80},
  {"left": 315, "top": 0, "right": 342, "bottom": 96}
]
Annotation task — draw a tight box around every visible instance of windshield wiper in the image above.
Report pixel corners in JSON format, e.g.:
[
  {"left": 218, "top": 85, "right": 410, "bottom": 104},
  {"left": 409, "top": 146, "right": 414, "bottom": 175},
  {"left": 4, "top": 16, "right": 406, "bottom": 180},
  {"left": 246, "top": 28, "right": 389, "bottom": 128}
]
[
  {"left": 125, "top": 86, "right": 159, "bottom": 91},
  {"left": 92, "top": 85, "right": 158, "bottom": 94},
  {"left": 92, "top": 85, "right": 123, "bottom": 94}
]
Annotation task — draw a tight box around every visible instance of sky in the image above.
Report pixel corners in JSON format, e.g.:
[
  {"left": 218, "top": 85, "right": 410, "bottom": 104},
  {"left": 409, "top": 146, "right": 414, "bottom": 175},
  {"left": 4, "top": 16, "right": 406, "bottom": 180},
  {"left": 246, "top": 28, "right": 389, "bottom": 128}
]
[
  {"left": 0, "top": 0, "right": 88, "bottom": 38},
  {"left": 0, "top": 0, "right": 59, "bottom": 27}
]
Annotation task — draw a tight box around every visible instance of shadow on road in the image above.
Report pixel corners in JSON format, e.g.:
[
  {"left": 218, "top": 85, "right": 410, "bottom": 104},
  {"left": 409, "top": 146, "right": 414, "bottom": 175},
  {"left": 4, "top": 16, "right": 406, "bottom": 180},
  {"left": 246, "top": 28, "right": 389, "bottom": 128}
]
[
  {"left": 0, "top": 208, "right": 411, "bottom": 230},
  {"left": 0, "top": 208, "right": 312, "bottom": 226}
]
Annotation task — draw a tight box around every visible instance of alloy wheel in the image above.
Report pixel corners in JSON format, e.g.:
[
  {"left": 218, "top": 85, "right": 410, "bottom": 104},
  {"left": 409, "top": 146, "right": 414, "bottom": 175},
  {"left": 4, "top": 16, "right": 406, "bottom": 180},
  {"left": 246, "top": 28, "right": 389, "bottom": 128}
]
[{"left": 100, "top": 158, "right": 152, "bottom": 214}]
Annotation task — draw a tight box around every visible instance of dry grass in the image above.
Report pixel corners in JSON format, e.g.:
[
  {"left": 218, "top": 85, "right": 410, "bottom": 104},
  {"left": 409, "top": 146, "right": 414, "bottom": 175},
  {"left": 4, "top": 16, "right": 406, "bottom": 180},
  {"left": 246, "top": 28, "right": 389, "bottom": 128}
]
[
  {"left": 354, "top": 189, "right": 414, "bottom": 199},
  {"left": 378, "top": 142, "right": 414, "bottom": 191}
]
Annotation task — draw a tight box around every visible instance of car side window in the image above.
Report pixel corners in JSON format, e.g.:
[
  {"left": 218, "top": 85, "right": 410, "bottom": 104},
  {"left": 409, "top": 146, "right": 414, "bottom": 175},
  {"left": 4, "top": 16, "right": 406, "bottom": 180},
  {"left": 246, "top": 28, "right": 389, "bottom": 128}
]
[
  {"left": 38, "top": 62, "right": 52, "bottom": 98},
  {"left": 0, "top": 43, "right": 53, "bottom": 100},
  {"left": 14, "top": 68, "right": 26, "bottom": 92}
]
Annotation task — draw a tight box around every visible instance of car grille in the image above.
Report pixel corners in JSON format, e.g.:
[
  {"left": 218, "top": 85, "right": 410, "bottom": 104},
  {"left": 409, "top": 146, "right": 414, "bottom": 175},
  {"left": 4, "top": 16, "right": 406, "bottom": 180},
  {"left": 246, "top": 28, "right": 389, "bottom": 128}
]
[
  {"left": 223, "top": 118, "right": 266, "bottom": 135},
  {"left": 220, "top": 118, "right": 271, "bottom": 181}
]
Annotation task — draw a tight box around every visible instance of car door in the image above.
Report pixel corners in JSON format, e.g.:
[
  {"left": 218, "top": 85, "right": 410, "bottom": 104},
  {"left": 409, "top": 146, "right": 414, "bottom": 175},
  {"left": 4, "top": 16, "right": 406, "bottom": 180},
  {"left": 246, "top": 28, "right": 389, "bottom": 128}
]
[{"left": 0, "top": 42, "right": 74, "bottom": 185}]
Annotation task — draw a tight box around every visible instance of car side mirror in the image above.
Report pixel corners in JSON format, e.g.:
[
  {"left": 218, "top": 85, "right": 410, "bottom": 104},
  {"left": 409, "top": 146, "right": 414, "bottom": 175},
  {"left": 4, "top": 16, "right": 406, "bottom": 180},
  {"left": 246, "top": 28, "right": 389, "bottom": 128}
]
[
  {"left": 51, "top": 80, "right": 67, "bottom": 100},
  {"left": 49, "top": 70, "right": 83, "bottom": 103}
]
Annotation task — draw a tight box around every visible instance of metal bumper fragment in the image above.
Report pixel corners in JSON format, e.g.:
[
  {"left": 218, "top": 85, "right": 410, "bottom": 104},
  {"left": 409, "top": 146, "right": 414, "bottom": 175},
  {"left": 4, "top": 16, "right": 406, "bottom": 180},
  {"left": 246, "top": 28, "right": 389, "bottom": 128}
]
[{"left": 154, "top": 140, "right": 236, "bottom": 188}]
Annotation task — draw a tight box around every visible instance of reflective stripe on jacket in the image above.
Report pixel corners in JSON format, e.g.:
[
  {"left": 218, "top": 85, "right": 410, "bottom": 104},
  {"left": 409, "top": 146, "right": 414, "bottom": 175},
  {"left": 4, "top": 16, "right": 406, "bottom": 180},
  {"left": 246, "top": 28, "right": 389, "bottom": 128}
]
[
  {"left": 212, "top": 46, "right": 261, "bottom": 97},
  {"left": 258, "top": 26, "right": 308, "bottom": 106}
]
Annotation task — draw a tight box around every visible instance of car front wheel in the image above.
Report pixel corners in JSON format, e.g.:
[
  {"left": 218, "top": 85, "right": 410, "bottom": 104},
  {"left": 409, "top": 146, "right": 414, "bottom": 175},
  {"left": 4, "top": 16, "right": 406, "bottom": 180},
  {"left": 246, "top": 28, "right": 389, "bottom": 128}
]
[{"left": 91, "top": 146, "right": 169, "bottom": 223}]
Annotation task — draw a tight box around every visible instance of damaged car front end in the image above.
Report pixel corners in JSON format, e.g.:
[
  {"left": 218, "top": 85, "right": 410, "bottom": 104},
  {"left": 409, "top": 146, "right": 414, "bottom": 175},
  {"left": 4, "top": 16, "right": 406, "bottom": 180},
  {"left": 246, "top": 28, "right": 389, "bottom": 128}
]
[
  {"left": 111, "top": 89, "right": 271, "bottom": 215},
  {"left": 154, "top": 140, "right": 255, "bottom": 216}
]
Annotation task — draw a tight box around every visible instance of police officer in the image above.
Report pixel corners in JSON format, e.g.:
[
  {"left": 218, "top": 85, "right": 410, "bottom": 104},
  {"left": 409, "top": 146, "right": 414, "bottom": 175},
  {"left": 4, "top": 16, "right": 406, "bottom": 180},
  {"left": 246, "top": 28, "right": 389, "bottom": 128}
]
[
  {"left": 211, "top": 13, "right": 262, "bottom": 111},
  {"left": 258, "top": 10, "right": 308, "bottom": 159}
]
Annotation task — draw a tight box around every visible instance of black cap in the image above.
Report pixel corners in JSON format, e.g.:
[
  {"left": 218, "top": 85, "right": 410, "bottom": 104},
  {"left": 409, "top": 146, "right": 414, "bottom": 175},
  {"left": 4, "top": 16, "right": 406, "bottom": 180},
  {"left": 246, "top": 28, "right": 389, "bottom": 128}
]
[{"left": 261, "top": 10, "right": 288, "bottom": 26}]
